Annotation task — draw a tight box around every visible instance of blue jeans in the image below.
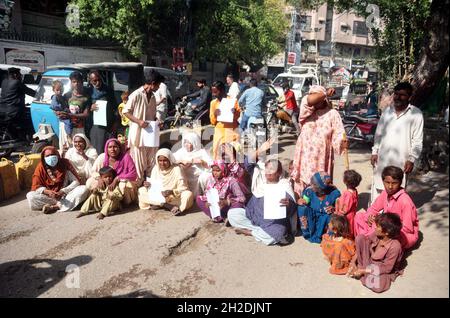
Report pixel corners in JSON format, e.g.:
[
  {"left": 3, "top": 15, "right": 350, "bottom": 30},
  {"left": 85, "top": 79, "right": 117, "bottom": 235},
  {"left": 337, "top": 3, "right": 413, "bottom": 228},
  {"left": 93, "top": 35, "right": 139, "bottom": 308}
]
[{"left": 240, "top": 113, "right": 250, "bottom": 131}]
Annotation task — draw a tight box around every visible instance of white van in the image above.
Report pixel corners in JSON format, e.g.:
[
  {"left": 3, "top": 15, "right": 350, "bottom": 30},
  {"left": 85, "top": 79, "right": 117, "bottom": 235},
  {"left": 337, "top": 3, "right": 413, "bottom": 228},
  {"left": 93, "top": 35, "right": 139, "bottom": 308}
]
[
  {"left": 272, "top": 64, "right": 320, "bottom": 103},
  {"left": 144, "top": 66, "right": 190, "bottom": 101}
]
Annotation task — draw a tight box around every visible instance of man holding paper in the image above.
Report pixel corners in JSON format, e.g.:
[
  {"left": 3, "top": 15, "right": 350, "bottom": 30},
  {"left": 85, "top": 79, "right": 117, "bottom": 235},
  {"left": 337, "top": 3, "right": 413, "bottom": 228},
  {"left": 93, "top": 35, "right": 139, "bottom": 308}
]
[
  {"left": 123, "top": 70, "right": 162, "bottom": 183},
  {"left": 88, "top": 71, "right": 117, "bottom": 154},
  {"left": 228, "top": 159, "right": 297, "bottom": 246},
  {"left": 209, "top": 81, "right": 241, "bottom": 159}
]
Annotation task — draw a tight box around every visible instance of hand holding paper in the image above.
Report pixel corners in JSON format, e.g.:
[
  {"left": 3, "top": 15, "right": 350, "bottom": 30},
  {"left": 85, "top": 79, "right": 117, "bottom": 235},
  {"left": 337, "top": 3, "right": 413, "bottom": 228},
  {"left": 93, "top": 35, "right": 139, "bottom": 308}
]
[
  {"left": 147, "top": 178, "right": 165, "bottom": 204},
  {"left": 206, "top": 188, "right": 221, "bottom": 219},
  {"left": 263, "top": 183, "right": 286, "bottom": 220},
  {"left": 140, "top": 121, "right": 160, "bottom": 147},
  {"left": 217, "top": 98, "right": 236, "bottom": 123},
  {"left": 93, "top": 100, "right": 108, "bottom": 126}
]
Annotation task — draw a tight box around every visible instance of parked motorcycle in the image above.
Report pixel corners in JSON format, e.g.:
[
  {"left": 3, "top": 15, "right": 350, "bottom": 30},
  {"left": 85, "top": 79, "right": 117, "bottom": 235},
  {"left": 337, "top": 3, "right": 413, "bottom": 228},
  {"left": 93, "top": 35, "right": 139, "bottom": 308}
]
[
  {"left": 162, "top": 98, "right": 209, "bottom": 130},
  {"left": 342, "top": 110, "right": 379, "bottom": 148}
]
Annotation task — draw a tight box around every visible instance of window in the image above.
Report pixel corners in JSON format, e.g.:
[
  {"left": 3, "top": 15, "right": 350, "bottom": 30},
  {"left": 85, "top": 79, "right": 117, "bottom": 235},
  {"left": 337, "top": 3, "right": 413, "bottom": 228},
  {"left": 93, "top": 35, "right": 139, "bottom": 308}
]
[
  {"left": 300, "top": 15, "right": 312, "bottom": 31},
  {"left": 353, "top": 21, "right": 368, "bottom": 37},
  {"left": 35, "top": 77, "right": 71, "bottom": 104}
]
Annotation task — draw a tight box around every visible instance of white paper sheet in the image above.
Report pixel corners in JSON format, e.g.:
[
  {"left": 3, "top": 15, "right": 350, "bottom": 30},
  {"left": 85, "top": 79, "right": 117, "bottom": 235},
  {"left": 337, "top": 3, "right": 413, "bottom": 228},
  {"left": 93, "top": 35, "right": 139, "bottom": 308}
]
[
  {"left": 147, "top": 177, "right": 165, "bottom": 204},
  {"left": 93, "top": 100, "right": 108, "bottom": 126},
  {"left": 263, "top": 183, "right": 286, "bottom": 220},
  {"left": 206, "top": 188, "right": 221, "bottom": 219},
  {"left": 140, "top": 121, "right": 160, "bottom": 147},
  {"left": 217, "top": 98, "right": 236, "bottom": 123}
]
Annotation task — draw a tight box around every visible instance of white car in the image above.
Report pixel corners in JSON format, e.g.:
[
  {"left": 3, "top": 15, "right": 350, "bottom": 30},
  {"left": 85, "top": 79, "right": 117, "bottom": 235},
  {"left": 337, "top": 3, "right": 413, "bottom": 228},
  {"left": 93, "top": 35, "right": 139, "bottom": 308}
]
[{"left": 272, "top": 64, "right": 320, "bottom": 103}]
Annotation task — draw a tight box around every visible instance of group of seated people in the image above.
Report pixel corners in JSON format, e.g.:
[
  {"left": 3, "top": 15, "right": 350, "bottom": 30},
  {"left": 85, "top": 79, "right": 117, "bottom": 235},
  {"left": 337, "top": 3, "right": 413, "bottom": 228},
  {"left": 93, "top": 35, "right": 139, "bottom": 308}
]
[{"left": 26, "top": 131, "right": 419, "bottom": 293}]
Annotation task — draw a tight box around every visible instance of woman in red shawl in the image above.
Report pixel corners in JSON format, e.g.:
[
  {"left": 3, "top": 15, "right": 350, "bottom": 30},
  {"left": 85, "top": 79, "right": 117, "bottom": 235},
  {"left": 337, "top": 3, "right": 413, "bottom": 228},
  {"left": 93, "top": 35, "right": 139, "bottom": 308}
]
[
  {"left": 86, "top": 138, "right": 138, "bottom": 206},
  {"left": 26, "top": 146, "right": 90, "bottom": 214}
]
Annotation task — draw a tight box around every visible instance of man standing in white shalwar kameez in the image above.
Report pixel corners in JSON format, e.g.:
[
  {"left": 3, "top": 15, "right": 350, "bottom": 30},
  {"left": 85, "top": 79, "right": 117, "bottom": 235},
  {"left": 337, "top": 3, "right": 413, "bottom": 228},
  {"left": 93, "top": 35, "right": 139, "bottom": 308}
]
[{"left": 370, "top": 82, "right": 423, "bottom": 203}]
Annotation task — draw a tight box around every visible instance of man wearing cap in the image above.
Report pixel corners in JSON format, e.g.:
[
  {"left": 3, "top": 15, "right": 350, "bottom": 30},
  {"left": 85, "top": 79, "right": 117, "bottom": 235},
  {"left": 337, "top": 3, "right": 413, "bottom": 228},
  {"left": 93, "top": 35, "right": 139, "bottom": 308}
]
[
  {"left": 0, "top": 67, "right": 36, "bottom": 128},
  {"left": 182, "top": 79, "right": 211, "bottom": 115}
]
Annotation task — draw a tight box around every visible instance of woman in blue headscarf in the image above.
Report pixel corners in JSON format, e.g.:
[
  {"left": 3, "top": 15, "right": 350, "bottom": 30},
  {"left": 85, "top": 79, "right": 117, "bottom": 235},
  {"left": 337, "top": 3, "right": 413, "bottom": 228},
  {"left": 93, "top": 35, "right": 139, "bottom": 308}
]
[{"left": 296, "top": 171, "right": 341, "bottom": 243}]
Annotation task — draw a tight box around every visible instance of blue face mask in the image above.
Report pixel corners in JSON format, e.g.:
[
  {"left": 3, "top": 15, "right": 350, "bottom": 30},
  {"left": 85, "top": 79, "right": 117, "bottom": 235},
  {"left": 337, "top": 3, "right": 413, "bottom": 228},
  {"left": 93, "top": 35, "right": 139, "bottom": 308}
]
[{"left": 44, "top": 155, "right": 59, "bottom": 167}]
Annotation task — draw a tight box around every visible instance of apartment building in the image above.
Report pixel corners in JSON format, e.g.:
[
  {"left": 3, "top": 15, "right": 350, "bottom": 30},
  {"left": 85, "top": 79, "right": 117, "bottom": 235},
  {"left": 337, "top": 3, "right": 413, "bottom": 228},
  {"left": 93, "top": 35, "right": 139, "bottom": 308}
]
[{"left": 299, "top": 3, "right": 377, "bottom": 74}]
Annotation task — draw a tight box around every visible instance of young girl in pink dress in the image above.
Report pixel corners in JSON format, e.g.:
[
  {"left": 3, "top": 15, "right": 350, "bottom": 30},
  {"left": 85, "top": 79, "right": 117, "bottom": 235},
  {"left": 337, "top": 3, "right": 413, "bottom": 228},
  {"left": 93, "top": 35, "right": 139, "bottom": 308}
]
[{"left": 336, "top": 170, "right": 362, "bottom": 238}]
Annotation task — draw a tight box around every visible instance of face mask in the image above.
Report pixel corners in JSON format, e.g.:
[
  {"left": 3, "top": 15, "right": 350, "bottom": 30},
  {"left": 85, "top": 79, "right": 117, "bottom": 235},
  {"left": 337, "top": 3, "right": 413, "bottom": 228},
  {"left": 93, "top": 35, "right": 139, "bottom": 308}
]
[{"left": 44, "top": 155, "right": 59, "bottom": 167}]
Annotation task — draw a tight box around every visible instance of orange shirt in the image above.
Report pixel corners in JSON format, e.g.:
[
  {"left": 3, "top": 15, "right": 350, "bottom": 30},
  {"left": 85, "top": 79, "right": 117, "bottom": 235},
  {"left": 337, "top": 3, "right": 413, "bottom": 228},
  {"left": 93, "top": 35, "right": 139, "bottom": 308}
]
[{"left": 209, "top": 97, "right": 241, "bottom": 128}]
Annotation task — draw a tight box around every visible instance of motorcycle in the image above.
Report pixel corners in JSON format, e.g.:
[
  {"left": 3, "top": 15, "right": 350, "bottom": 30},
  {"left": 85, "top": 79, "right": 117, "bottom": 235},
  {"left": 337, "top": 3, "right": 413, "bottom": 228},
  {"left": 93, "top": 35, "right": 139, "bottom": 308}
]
[
  {"left": 265, "top": 99, "right": 296, "bottom": 135},
  {"left": 342, "top": 110, "right": 379, "bottom": 148},
  {"left": 0, "top": 109, "right": 34, "bottom": 158},
  {"left": 162, "top": 97, "right": 209, "bottom": 130}
]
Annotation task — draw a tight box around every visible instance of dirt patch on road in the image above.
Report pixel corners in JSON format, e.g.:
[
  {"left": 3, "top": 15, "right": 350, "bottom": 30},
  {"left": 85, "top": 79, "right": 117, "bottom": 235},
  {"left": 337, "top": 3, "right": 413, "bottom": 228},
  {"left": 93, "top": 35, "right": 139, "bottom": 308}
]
[
  {"left": 0, "top": 227, "right": 41, "bottom": 245},
  {"left": 160, "top": 269, "right": 209, "bottom": 297},
  {"left": 160, "top": 222, "right": 225, "bottom": 265},
  {"left": 35, "top": 226, "right": 103, "bottom": 259},
  {"left": 82, "top": 264, "right": 157, "bottom": 298}
]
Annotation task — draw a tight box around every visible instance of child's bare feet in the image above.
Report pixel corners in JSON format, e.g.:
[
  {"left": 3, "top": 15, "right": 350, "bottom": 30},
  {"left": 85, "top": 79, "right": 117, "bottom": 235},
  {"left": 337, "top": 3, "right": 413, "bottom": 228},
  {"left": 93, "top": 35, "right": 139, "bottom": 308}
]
[
  {"left": 170, "top": 206, "right": 182, "bottom": 216},
  {"left": 97, "top": 213, "right": 105, "bottom": 220}
]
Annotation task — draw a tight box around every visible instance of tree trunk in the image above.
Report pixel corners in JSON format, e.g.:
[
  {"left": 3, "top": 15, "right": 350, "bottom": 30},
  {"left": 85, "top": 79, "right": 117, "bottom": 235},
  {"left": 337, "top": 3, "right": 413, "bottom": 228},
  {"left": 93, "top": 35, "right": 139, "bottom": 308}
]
[{"left": 410, "top": 0, "right": 449, "bottom": 107}]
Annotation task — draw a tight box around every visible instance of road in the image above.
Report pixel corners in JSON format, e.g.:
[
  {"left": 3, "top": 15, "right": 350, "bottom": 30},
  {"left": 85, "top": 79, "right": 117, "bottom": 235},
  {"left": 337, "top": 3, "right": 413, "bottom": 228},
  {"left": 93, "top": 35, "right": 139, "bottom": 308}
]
[{"left": 0, "top": 133, "right": 448, "bottom": 298}]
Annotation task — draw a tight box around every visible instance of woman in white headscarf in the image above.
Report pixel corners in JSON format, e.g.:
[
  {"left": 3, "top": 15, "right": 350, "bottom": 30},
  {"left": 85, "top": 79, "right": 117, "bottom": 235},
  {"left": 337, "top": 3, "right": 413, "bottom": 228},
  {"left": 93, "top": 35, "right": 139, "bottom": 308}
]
[
  {"left": 173, "top": 131, "right": 212, "bottom": 196},
  {"left": 138, "top": 148, "right": 194, "bottom": 215},
  {"left": 62, "top": 133, "right": 98, "bottom": 183}
]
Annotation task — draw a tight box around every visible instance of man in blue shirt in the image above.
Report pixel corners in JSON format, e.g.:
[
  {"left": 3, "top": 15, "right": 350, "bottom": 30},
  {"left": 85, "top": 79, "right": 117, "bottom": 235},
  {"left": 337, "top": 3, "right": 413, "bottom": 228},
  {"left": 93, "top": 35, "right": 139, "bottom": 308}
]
[{"left": 238, "top": 79, "right": 264, "bottom": 131}]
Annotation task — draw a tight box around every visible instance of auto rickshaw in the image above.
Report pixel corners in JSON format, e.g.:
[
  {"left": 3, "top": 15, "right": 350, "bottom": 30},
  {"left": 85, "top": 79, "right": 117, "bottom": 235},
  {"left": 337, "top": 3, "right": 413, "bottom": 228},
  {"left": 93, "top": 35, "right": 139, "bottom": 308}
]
[{"left": 29, "top": 62, "right": 144, "bottom": 152}]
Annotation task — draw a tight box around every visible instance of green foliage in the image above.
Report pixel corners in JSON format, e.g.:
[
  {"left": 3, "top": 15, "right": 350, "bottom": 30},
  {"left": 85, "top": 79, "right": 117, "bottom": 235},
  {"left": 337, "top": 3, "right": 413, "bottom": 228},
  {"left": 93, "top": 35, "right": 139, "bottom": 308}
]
[
  {"left": 68, "top": 0, "right": 288, "bottom": 67},
  {"left": 192, "top": 0, "right": 288, "bottom": 69},
  {"left": 329, "top": 0, "right": 431, "bottom": 81}
]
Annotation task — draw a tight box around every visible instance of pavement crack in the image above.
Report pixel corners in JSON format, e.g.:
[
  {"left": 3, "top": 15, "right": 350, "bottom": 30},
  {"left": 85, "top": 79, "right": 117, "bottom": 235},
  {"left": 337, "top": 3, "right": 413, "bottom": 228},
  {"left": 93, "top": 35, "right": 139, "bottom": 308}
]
[
  {"left": 0, "top": 227, "right": 41, "bottom": 245},
  {"left": 161, "top": 222, "right": 225, "bottom": 265}
]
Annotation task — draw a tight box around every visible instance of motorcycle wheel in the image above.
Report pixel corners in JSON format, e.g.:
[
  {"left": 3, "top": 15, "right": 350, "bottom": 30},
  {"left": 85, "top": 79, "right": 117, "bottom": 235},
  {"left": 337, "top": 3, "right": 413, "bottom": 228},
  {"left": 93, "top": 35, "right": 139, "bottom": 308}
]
[
  {"left": 0, "top": 128, "right": 14, "bottom": 158},
  {"left": 344, "top": 124, "right": 361, "bottom": 149},
  {"left": 163, "top": 116, "right": 178, "bottom": 130}
]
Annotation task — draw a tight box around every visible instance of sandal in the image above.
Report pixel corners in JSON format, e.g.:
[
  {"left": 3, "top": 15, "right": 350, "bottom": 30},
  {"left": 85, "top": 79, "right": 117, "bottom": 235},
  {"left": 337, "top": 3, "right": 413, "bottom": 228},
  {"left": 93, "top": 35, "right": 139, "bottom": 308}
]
[{"left": 212, "top": 216, "right": 223, "bottom": 223}]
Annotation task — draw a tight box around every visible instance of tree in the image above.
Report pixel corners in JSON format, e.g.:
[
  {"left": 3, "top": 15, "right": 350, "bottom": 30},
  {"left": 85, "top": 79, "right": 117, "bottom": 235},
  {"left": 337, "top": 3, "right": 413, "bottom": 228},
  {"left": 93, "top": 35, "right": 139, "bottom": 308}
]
[
  {"left": 410, "top": 0, "right": 449, "bottom": 107},
  {"left": 289, "top": 0, "right": 448, "bottom": 109},
  {"left": 68, "top": 0, "right": 185, "bottom": 59},
  {"left": 190, "top": 0, "right": 288, "bottom": 70},
  {"left": 68, "top": 0, "right": 288, "bottom": 70}
]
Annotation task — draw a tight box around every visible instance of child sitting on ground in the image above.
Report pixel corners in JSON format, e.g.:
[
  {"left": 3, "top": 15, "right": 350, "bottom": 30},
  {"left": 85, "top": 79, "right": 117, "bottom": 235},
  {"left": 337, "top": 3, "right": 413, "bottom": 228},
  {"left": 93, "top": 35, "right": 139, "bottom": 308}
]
[
  {"left": 354, "top": 165, "right": 419, "bottom": 250},
  {"left": 50, "top": 80, "right": 72, "bottom": 143},
  {"left": 321, "top": 214, "right": 355, "bottom": 275},
  {"left": 77, "top": 166, "right": 123, "bottom": 220},
  {"left": 335, "top": 170, "right": 362, "bottom": 238},
  {"left": 348, "top": 213, "right": 404, "bottom": 293}
]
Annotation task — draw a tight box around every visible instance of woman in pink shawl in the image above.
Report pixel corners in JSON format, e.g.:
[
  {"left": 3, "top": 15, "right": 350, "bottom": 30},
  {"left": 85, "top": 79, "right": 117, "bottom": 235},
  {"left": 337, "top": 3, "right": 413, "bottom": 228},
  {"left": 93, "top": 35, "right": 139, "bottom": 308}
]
[
  {"left": 291, "top": 85, "right": 347, "bottom": 195},
  {"left": 86, "top": 138, "right": 138, "bottom": 206},
  {"left": 196, "top": 160, "right": 246, "bottom": 223}
]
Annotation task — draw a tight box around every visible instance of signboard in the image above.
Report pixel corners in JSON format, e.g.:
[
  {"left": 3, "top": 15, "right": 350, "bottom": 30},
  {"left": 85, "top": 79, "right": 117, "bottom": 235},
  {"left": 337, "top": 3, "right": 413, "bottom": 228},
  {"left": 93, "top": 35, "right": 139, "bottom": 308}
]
[
  {"left": 172, "top": 47, "right": 185, "bottom": 72},
  {"left": 287, "top": 52, "right": 296, "bottom": 65},
  {"left": 4, "top": 48, "right": 45, "bottom": 73}
]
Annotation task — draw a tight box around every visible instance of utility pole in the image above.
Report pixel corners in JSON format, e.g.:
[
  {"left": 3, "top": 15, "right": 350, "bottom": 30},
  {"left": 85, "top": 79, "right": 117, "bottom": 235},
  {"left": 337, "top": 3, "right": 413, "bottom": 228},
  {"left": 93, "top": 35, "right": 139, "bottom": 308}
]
[{"left": 284, "top": 7, "right": 301, "bottom": 71}]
